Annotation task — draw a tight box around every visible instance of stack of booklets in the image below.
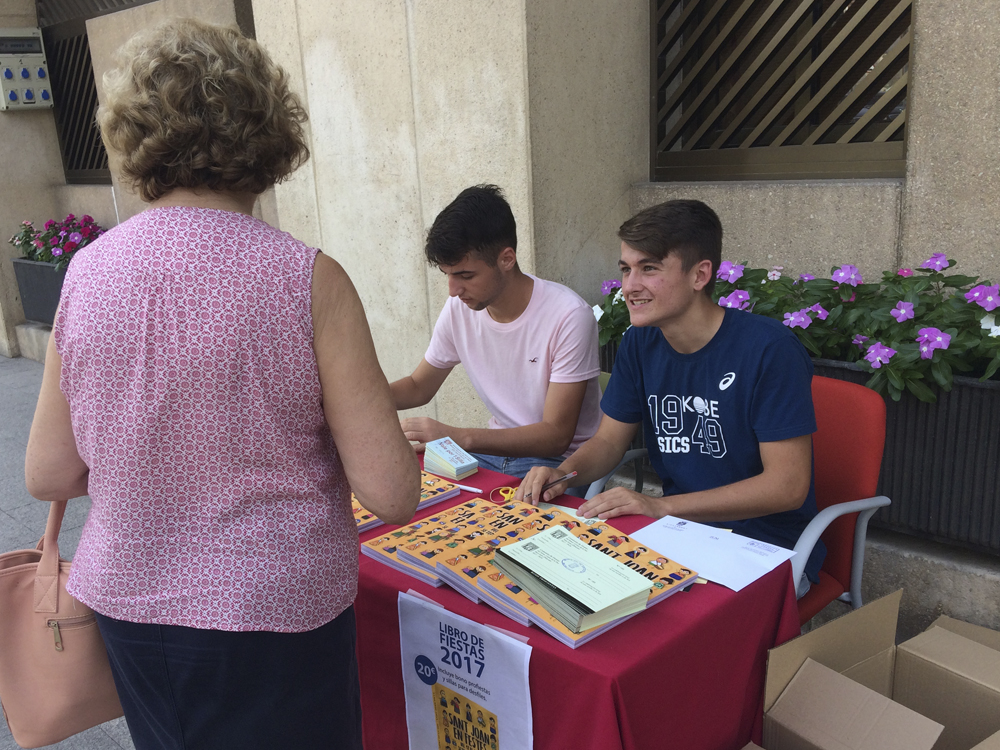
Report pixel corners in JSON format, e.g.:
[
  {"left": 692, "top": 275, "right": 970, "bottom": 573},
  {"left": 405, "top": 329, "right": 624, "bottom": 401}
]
[
  {"left": 352, "top": 472, "right": 462, "bottom": 532},
  {"left": 361, "top": 495, "right": 699, "bottom": 647},
  {"left": 423, "top": 437, "right": 478, "bottom": 480}
]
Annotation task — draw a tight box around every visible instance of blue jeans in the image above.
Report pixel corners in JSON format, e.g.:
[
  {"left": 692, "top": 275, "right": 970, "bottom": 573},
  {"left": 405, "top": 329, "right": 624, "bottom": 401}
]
[{"left": 469, "top": 453, "right": 587, "bottom": 498}]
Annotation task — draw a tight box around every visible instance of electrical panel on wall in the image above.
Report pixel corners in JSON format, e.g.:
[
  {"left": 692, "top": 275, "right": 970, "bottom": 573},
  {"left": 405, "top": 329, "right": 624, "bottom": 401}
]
[{"left": 0, "top": 28, "right": 54, "bottom": 111}]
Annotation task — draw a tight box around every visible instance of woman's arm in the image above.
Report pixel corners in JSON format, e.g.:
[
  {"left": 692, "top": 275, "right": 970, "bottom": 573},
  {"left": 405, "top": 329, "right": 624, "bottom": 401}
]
[
  {"left": 25, "top": 334, "right": 90, "bottom": 502},
  {"left": 312, "top": 252, "right": 420, "bottom": 524}
]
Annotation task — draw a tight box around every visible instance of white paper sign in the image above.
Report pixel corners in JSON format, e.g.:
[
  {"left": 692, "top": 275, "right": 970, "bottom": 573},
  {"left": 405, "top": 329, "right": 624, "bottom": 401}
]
[
  {"left": 631, "top": 516, "right": 795, "bottom": 591},
  {"left": 399, "top": 592, "right": 533, "bottom": 750}
]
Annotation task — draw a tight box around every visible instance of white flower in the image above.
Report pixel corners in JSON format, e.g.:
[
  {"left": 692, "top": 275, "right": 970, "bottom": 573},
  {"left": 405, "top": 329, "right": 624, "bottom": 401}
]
[
  {"left": 982, "top": 314, "right": 996, "bottom": 330},
  {"left": 613, "top": 288, "right": 624, "bottom": 304},
  {"left": 767, "top": 270, "right": 781, "bottom": 281},
  {"left": 760, "top": 279, "right": 767, "bottom": 284},
  {"left": 592, "top": 304, "right": 604, "bottom": 322}
]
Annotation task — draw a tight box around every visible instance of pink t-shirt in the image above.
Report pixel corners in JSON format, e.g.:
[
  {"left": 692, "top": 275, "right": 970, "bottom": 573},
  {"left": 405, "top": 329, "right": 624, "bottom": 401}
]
[
  {"left": 55, "top": 206, "right": 357, "bottom": 633},
  {"left": 424, "top": 275, "right": 601, "bottom": 456}
]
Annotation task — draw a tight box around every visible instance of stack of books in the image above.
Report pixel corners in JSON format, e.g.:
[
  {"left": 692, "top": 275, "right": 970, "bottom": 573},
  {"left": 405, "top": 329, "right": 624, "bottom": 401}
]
[
  {"left": 423, "top": 437, "right": 478, "bottom": 480},
  {"left": 361, "top": 495, "right": 699, "bottom": 648},
  {"left": 352, "top": 472, "right": 462, "bottom": 532}
]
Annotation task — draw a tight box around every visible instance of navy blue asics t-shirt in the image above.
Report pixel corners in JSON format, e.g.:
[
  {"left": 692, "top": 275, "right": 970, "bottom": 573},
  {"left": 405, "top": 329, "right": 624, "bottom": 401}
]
[{"left": 601, "top": 307, "right": 825, "bottom": 582}]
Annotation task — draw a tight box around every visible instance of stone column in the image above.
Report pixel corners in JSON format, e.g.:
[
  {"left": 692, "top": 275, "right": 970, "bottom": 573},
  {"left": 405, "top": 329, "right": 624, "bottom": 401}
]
[{"left": 899, "top": 0, "right": 1000, "bottom": 279}]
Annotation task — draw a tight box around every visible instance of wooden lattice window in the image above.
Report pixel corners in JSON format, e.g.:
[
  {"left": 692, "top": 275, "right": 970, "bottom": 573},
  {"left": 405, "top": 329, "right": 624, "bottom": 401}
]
[{"left": 651, "top": 0, "right": 911, "bottom": 181}]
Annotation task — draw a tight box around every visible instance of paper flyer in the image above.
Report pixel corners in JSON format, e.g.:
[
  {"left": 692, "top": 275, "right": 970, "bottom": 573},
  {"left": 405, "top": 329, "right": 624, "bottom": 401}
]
[{"left": 399, "top": 592, "right": 533, "bottom": 750}]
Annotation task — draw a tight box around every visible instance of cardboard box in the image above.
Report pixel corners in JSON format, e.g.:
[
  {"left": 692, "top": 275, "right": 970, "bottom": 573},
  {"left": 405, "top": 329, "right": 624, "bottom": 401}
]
[
  {"left": 894, "top": 619, "right": 1000, "bottom": 750},
  {"left": 972, "top": 731, "right": 1000, "bottom": 750},
  {"left": 763, "top": 592, "right": 1000, "bottom": 750},
  {"left": 763, "top": 591, "right": 944, "bottom": 750}
]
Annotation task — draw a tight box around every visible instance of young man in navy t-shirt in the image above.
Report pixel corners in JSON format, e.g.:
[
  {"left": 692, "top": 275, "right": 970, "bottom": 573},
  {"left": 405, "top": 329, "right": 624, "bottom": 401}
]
[{"left": 515, "top": 199, "right": 825, "bottom": 584}]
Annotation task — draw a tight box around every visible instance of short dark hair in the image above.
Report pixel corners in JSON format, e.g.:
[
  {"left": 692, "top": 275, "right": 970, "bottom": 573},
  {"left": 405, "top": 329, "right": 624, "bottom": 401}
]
[
  {"left": 617, "top": 199, "right": 723, "bottom": 294},
  {"left": 424, "top": 185, "right": 517, "bottom": 267}
]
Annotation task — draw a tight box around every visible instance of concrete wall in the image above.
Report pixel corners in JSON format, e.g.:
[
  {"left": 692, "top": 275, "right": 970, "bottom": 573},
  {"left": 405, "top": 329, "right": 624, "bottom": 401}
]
[
  {"left": 255, "top": 0, "right": 648, "bottom": 431},
  {"left": 898, "top": 0, "right": 1000, "bottom": 281},
  {"left": 0, "top": 0, "right": 68, "bottom": 358},
  {"left": 631, "top": 180, "right": 904, "bottom": 280}
]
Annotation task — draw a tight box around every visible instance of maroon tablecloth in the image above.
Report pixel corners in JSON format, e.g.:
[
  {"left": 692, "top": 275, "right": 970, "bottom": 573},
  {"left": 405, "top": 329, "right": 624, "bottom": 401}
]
[{"left": 355, "top": 467, "right": 800, "bottom": 750}]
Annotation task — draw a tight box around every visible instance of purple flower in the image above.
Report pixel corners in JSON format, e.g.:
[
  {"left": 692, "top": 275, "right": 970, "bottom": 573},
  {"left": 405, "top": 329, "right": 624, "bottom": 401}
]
[
  {"left": 601, "top": 279, "right": 622, "bottom": 296},
  {"left": 916, "top": 327, "right": 951, "bottom": 359},
  {"left": 920, "top": 253, "right": 949, "bottom": 271},
  {"left": 810, "top": 304, "right": 829, "bottom": 320},
  {"left": 852, "top": 334, "right": 869, "bottom": 347},
  {"left": 51, "top": 247, "right": 63, "bottom": 257},
  {"left": 717, "top": 261, "right": 745, "bottom": 283},
  {"left": 783, "top": 310, "right": 811, "bottom": 329},
  {"left": 897, "top": 268, "right": 913, "bottom": 277},
  {"left": 864, "top": 341, "right": 896, "bottom": 369},
  {"left": 68, "top": 232, "right": 83, "bottom": 244},
  {"left": 798, "top": 273, "right": 815, "bottom": 282},
  {"left": 890, "top": 301, "right": 914, "bottom": 322},
  {"left": 965, "top": 284, "right": 1000, "bottom": 312},
  {"left": 831, "top": 264, "right": 863, "bottom": 287},
  {"left": 718, "top": 290, "right": 750, "bottom": 310}
]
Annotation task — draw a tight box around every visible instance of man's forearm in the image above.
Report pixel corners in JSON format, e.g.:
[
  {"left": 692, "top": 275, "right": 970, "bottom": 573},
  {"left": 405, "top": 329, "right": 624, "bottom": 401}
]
[
  {"left": 453, "top": 421, "right": 574, "bottom": 459},
  {"left": 390, "top": 376, "right": 431, "bottom": 410}
]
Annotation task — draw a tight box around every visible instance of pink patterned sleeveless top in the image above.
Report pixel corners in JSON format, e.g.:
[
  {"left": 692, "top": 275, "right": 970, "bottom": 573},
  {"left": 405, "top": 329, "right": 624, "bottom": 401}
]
[{"left": 55, "top": 206, "right": 356, "bottom": 632}]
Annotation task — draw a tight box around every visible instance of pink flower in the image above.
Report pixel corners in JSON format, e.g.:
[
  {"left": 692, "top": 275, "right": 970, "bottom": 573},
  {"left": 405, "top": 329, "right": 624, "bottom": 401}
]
[
  {"left": 718, "top": 290, "right": 750, "bottom": 310},
  {"left": 63, "top": 241, "right": 78, "bottom": 253},
  {"left": 831, "top": 264, "right": 863, "bottom": 287},
  {"left": 965, "top": 284, "right": 1000, "bottom": 312},
  {"left": 64, "top": 213, "right": 76, "bottom": 223},
  {"left": 890, "top": 301, "right": 914, "bottom": 322},
  {"left": 767, "top": 270, "right": 782, "bottom": 281},
  {"left": 44, "top": 219, "right": 56, "bottom": 230},
  {"left": 81, "top": 215, "right": 94, "bottom": 225},
  {"left": 897, "top": 268, "right": 913, "bottom": 277},
  {"left": 864, "top": 342, "right": 896, "bottom": 369},
  {"left": 916, "top": 327, "right": 951, "bottom": 359},
  {"left": 717, "top": 261, "right": 745, "bottom": 283},
  {"left": 920, "top": 253, "right": 949, "bottom": 271},
  {"left": 783, "top": 310, "right": 811, "bottom": 329}
]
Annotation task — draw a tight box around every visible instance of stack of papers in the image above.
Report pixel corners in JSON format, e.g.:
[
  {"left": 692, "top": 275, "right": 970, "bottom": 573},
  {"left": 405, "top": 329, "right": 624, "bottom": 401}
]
[
  {"left": 493, "top": 527, "right": 653, "bottom": 633},
  {"left": 423, "top": 437, "right": 478, "bottom": 480},
  {"left": 631, "top": 516, "right": 796, "bottom": 591}
]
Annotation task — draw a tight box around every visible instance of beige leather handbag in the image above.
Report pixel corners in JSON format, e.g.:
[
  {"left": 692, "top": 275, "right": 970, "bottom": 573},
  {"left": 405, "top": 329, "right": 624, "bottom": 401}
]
[{"left": 0, "top": 501, "right": 123, "bottom": 748}]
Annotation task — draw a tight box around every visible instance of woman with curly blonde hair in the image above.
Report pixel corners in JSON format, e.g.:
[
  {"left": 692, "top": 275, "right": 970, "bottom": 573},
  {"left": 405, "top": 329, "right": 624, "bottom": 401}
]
[{"left": 25, "top": 19, "right": 419, "bottom": 749}]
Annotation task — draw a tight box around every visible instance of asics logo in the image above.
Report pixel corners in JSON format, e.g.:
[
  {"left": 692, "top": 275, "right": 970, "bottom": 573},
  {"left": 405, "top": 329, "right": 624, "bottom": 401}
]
[{"left": 719, "top": 372, "right": 736, "bottom": 390}]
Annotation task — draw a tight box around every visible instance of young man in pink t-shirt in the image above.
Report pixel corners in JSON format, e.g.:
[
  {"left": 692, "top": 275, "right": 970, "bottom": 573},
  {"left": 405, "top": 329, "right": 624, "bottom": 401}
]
[{"left": 390, "top": 185, "right": 602, "bottom": 480}]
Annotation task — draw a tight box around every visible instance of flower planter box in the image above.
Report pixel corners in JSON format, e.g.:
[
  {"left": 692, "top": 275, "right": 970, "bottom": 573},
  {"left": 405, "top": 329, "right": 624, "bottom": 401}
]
[
  {"left": 12, "top": 258, "right": 65, "bottom": 326},
  {"left": 812, "top": 359, "right": 1000, "bottom": 556}
]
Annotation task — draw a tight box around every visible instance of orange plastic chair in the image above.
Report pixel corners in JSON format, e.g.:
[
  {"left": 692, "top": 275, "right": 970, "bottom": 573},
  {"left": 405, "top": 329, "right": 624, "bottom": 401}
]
[{"left": 792, "top": 375, "right": 890, "bottom": 625}]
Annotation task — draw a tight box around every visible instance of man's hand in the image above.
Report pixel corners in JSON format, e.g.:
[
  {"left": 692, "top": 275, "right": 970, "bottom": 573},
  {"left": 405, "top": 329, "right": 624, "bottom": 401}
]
[
  {"left": 577, "top": 487, "right": 667, "bottom": 520},
  {"left": 514, "top": 465, "right": 571, "bottom": 505},
  {"left": 400, "top": 417, "right": 454, "bottom": 450}
]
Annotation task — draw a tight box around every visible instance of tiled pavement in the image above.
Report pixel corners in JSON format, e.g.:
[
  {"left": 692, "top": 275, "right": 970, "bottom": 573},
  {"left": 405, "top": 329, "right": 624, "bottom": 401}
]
[{"left": 0, "top": 355, "right": 134, "bottom": 750}]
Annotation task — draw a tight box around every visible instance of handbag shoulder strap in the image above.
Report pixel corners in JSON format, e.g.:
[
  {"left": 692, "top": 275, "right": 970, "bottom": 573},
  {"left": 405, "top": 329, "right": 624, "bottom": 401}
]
[{"left": 34, "top": 501, "right": 67, "bottom": 614}]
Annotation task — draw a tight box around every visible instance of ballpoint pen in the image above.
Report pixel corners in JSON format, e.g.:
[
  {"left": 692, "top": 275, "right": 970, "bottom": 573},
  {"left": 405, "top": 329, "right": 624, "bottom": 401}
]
[{"left": 522, "top": 471, "right": 578, "bottom": 501}]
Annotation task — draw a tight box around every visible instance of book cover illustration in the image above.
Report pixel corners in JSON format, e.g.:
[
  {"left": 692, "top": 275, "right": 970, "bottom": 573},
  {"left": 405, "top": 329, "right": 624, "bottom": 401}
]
[
  {"left": 353, "top": 472, "right": 462, "bottom": 533},
  {"left": 476, "top": 520, "right": 699, "bottom": 647},
  {"left": 362, "top": 501, "right": 491, "bottom": 586},
  {"left": 435, "top": 683, "right": 499, "bottom": 750}
]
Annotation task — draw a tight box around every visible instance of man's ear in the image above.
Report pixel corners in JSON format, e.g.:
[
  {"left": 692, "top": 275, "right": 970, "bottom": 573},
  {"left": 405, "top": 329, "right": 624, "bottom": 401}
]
[
  {"left": 691, "top": 259, "right": 714, "bottom": 291},
  {"left": 497, "top": 246, "right": 517, "bottom": 271}
]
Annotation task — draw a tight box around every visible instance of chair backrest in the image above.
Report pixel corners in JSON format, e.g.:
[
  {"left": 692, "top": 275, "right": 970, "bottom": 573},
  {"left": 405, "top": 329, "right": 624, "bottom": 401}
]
[{"left": 810, "top": 375, "right": 887, "bottom": 590}]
